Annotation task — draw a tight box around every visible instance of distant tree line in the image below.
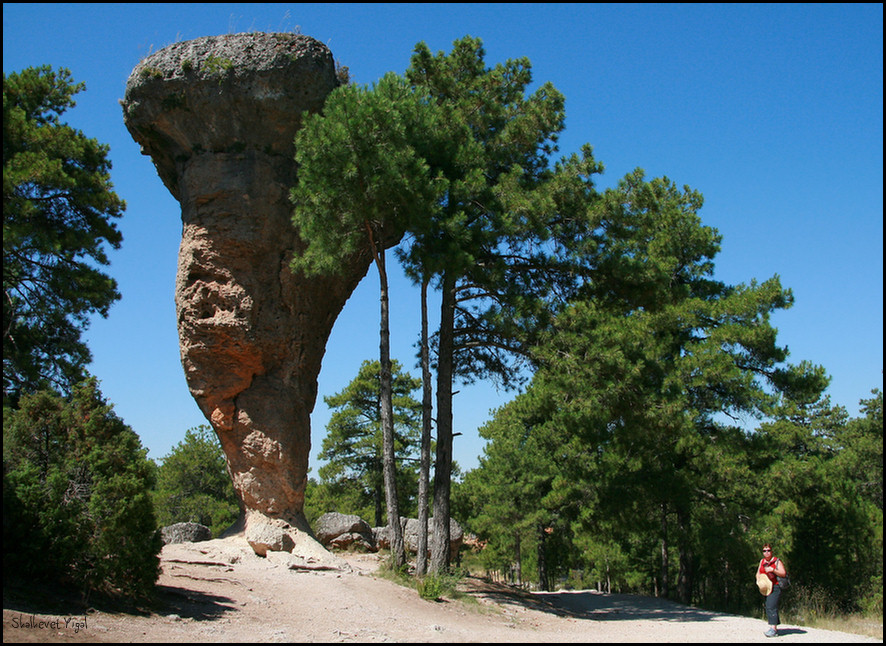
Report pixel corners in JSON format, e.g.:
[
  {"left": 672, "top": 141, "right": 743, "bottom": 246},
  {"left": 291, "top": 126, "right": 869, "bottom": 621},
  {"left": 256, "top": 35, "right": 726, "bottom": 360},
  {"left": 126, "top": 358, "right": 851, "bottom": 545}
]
[
  {"left": 151, "top": 425, "right": 240, "bottom": 538},
  {"left": 456, "top": 385, "right": 882, "bottom": 615}
]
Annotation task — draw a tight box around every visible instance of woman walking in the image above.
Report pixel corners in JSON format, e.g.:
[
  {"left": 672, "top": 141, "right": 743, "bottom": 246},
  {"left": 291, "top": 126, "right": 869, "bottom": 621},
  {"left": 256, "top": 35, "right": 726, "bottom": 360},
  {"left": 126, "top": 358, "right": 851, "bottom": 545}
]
[{"left": 758, "top": 543, "right": 788, "bottom": 637}]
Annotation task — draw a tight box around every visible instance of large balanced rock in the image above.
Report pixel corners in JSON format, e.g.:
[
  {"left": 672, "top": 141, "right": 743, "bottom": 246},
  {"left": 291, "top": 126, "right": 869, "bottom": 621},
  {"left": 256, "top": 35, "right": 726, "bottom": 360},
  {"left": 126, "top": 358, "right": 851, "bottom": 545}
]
[{"left": 122, "top": 33, "right": 398, "bottom": 556}]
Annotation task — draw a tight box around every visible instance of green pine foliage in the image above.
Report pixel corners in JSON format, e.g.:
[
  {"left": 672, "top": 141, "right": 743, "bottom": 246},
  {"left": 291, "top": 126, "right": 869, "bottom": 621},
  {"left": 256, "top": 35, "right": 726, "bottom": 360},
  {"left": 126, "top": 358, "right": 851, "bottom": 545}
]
[
  {"left": 152, "top": 425, "right": 240, "bottom": 537},
  {"left": 3, "top": 66, "right": 125, "bottom": 399},
  {"left": 3, "top": 378, "right": 161, "bottom": 597},
  {"left": 307, "top": 360, "right": 422, "bottom": 527},
  {"left": 753, "top": 389, "right": 883, "bottom": 614},
  {"left": 455, "top": 166, "right": 883, "bottom": 617},
  {"left": 291, "top": 72, "right": 446, "bottom": 278}
]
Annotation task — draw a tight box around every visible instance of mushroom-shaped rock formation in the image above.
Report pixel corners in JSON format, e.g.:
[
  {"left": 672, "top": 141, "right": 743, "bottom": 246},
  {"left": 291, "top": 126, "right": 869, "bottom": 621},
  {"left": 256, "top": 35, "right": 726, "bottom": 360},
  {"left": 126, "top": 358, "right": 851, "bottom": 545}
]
[{"left": 123, "top": 33, "right": 390, "bottom": 556}]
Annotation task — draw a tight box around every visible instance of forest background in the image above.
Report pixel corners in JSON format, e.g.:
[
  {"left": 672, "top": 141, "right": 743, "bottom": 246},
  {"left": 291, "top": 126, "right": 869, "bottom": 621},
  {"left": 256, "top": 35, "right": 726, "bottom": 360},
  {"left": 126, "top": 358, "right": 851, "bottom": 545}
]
[{"left": 3, "top": 1, "right": 882, "bottom": 630}]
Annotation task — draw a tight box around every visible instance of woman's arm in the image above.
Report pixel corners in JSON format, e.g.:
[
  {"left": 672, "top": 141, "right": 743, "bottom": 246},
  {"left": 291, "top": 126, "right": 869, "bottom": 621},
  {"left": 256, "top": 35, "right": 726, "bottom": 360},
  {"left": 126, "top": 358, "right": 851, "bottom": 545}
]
[{"left": 770, "top": 559, "right": 787, "bottom": 577}]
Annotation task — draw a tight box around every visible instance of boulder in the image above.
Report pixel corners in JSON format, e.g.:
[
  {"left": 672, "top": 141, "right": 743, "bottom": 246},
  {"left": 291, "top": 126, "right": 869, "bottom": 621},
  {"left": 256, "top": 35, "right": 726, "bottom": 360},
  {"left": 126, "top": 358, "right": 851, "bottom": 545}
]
[
  {"left": 245, "top": 515, "right": 296, "bottom": 557},
  {"left": 373, "top": 516, "right": 463, "bottom": 559},
  {"left": 161, "top": 522, "right": 212, "bottom": 544},
  {"left": 314, "top": 512, "right": 376, "bottom": 552}
]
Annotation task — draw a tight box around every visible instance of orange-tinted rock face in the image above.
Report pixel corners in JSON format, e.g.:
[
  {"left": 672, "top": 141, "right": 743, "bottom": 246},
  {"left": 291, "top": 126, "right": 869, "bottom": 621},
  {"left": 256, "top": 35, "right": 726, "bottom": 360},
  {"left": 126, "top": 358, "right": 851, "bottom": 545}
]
[{"left": 122, "top": 33, "right": 374, "bottom": 544}]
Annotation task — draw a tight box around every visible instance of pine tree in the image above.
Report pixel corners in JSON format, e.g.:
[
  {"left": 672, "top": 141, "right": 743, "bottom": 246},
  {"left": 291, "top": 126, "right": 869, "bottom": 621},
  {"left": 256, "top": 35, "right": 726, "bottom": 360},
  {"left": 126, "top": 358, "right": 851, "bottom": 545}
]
[
  {"left": 316, "top": 360, "right": 422, "bottom": 527},
  {"left": 3, "top": 66, "right": 124, "bottom": 399},
  {"left": 291, "top": 78, "right": 444, "bottom": 566},
  {"left": 467, "top": 169, "right": 822, "bottom": 604},
  {"left": 153, "top": 425, "right": 240, "bottom": 537},
  {"left": 402, "top": 36, "right": 601, "bottom": 572}
]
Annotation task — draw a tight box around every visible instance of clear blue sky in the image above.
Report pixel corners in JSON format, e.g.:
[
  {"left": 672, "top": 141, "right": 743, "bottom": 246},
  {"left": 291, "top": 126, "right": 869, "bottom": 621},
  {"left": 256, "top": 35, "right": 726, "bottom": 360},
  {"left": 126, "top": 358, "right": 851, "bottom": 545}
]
[{"left": 4, "top": 3, "right": 883, "bottom": 472}]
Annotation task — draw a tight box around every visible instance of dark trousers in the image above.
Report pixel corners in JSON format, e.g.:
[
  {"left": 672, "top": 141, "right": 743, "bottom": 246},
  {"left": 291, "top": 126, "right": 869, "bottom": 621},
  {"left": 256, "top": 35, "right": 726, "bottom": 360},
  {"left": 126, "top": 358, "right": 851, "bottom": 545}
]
[{"left": 765, "top": 584, "right": 782, "bottom": 625}]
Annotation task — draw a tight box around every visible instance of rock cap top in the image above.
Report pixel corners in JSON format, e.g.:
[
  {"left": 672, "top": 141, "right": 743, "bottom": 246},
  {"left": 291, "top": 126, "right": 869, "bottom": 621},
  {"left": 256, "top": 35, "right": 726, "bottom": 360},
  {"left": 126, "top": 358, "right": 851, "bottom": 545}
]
[
  {"left": 125, "top": 32, "right": 334, "bottom": 88},
  {"left": 122, "top": 32, "right": 339, "bottom": 194}
]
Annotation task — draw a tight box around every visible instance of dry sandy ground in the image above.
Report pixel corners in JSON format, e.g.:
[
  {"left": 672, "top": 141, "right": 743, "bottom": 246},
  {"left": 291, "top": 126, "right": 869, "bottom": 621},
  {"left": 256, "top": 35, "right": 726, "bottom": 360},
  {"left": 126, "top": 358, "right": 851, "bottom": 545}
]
[{"left": 2, "top": 537, "right": 879, "bottom": 643}]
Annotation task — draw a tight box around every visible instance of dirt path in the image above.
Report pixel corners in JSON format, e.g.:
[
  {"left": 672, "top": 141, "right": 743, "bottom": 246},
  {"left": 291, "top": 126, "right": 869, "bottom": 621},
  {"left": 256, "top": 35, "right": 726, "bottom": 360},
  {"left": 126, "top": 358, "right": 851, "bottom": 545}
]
[{"left": 2, "top": 537, "right": 879, "bottom": 643}]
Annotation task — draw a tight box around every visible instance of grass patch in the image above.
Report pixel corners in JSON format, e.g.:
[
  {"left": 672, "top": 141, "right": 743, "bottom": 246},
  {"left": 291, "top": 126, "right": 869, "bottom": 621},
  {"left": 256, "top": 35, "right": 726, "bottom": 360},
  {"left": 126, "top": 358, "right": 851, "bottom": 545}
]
[
  {"left": 781, "top": 583, "right": 883, "bottom": 640},
  {"left": 373, "top": 552, "right": 472, "bottom": 603},
  {"left": 416, "top": 574, "right": 448, "bottom": 601},
  {"left": 803, "top": 614, "right": 882, "bottom": 640}
]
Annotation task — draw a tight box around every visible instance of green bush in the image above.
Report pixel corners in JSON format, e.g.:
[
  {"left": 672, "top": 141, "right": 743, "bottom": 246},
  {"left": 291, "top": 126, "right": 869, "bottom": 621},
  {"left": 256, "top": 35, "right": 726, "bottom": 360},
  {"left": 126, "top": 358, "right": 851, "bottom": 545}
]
[
  {"left": 153, "top": 425, "right": 240, "bottom": 537},
  {"left": 416, "top": 575, "right": 447, "bottom": 600},
  {"left": 3, "top": 379, "right": 161, "bottom": 597},
  {"left": 415, "top": 570, "right": 466, "bottom": 601},
  {"left": 859, "top": 572, "right": 883, "bottom": 616}
]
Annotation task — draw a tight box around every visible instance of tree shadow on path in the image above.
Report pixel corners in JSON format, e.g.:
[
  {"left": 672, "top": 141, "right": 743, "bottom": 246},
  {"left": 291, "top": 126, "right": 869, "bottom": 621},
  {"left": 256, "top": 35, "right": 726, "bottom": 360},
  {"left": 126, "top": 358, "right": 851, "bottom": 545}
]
[
  {"left": 462, "top": 577, "right": 763, "bottom": 624},
  {"left": 533, "top": 589, "right": 731, "bottom": 622}
]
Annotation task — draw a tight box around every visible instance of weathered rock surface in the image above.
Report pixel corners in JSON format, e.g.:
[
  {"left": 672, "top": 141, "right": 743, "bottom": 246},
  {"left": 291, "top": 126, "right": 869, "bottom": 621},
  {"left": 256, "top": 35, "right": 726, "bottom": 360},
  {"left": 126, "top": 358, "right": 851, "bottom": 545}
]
[
  {"left": 161, "top": 521, "right": 212, "bottom": 545},
  {"left": 313, "top": 512, "right": 464, "bottom": 559},
  {"left": 315, "top": 512, "right": 376, "bottom": 551},
  {"left": 374, "top": 517, "right": 463, "bottom": 560},
  {"left": 122, "top": 33, "right": 397, "bottom": 556}
]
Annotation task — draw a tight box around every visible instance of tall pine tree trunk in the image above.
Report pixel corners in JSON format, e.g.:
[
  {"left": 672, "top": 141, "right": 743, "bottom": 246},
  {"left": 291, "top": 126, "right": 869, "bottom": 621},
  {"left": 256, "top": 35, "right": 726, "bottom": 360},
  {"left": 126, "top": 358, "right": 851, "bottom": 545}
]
[
  {"left": 676, "top": 506, "right": 692, "bottom": 605},
  {"left": 514, "top": 532, "right": 522, "bottom": 586},
  {"left": 537, "top": 524, "right": 549, "bottom": 591},
  {"left": 373, "top": 479, "right": 383, "bottom": 528},
  {"left": 430, "top": 272, "right": 456, "bottom": 573},
  {"left": 375, "top": 247, "right": 405, "bottom": 567},
  {"left": 416, "top": 274, "right": 432, "bottom": 575},
  {"left": 660, "top": 502, "right": 670, "bottom": 598}
]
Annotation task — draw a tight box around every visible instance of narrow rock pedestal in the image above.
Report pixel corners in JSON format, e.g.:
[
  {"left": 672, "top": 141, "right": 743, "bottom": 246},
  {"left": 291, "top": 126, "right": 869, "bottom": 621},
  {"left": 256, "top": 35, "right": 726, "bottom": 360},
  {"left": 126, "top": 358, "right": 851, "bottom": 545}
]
[{"left": 123, "top": 33, "right": 386, "bottom": 558}]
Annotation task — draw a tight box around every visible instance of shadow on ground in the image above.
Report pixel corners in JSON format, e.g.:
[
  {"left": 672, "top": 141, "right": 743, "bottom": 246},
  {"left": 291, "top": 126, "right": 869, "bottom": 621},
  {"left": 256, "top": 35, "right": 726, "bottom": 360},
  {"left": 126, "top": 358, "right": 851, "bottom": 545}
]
[
  {"left": 149, "top": 584, "right": 238, "bottom": 622},
  {"left": 535, "top": 589, "right": 733, "bottom": 622},
  {"left": 2, "top": 576, "right": 238, "bottom": 624},
  {"left": 461, "top": 577, "right": 773, "bottom": 624}
]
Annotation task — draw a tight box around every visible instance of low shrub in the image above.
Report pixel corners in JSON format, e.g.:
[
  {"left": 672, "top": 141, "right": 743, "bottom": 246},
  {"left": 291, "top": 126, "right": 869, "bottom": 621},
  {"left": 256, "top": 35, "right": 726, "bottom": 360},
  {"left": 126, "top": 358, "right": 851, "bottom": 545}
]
[{"left": 3, "top": 379, "right": 161, "bottom": 597}]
